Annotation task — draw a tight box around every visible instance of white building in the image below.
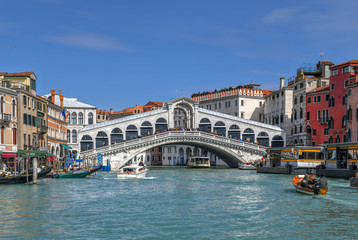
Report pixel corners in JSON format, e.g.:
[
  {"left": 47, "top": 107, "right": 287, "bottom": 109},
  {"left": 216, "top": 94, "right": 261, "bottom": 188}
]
[
  {"left": 43, "top": 91, "right": 97, "bottom": 155},
  {"left": 264, "top": 77, "right": 293, "bottom": 145}
]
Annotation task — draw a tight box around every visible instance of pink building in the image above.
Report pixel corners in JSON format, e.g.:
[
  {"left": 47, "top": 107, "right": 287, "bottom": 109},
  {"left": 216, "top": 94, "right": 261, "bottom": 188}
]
[{"left": 347, "top": 68, "right": 358, "bottom": 142}]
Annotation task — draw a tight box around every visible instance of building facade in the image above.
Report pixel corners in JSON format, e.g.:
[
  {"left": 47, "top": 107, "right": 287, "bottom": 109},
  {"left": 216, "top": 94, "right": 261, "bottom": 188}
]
[
  {"left": 346, "top": 64, "right": 358, "bottom": 143},
  {"left": 291, "top": 61, "right": 333, "bottom": 145},
  {"left": 47, "top": 90, "right": 68, "bottom": 160},
  {"left": 192, "top": 85, "right": 274, "bottom": 122},
  {"left": 306, "top": 86, "right": 330, "bottom": 146},
  {"left": 328, "top": 60, "right": 358, "bottom": 143},
  {"left": 264, "top": 77, "right": 293, "bottom": 145},
  {"left": 0, "top": 86, "right": 18, "bottom": 163},
  {"left": 43, "top": 91, "right": 97, "bottom": 155}
]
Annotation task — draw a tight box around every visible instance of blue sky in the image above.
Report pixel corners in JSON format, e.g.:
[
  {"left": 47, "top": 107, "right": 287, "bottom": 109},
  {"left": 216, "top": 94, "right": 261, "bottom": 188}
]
[{"left": 1, "top": 0, "right": 358, "bottom": 111}]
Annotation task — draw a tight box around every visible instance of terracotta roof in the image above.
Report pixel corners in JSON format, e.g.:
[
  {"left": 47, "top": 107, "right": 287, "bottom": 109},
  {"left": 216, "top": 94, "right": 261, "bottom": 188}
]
[
  {"left": 0, "top": 72, "right": 7, "bottom": 76},
  {"left": 144, "top": 101, "right": 164, "bottom": 107},
  {"left": 113, "top": 105, "right": 145, "bottom": 115},
  {"left": 262, "top": 90, "right": 276, "bottom": 96},
  {"left": 320, "top": 61, "right": 334, "bottom": 65},
  {"left": 307, "top": 85, "right": 330, "bottom": 94},
  {"left": 97, "top": 109, "right": 110, "bottom": 115},
  {"left": 5, "top": 72, "right": 36, "bottom": 78},
  {"left": 331, "top": 59, "right": 358, "bottom": 69}
]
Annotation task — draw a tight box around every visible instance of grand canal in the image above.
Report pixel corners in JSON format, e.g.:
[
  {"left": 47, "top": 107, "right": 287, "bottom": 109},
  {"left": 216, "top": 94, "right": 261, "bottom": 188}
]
[{"left": 1, "top": 168, "right": 358, "bottom": 239}]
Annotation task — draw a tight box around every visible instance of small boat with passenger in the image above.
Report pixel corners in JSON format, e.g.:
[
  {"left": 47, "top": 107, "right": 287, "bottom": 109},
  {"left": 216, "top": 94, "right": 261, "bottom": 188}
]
[
  {"left": 292, "top": 174, "right": 328, "bottom": 195},
  {"left": 117, "top": 164, "right": 148, "bottom": 179},
  {"left": 187, "top": 156, "right": 210, "bottom": 168},
  {"left": 238, "top": 162, "right": 256, "bottom": 170}
]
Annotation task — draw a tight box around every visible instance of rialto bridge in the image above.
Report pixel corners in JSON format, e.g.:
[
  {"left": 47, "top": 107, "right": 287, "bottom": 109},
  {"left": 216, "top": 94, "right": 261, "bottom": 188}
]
[{"left": 78, "top": 97, "right": 285, "bottom": 168}]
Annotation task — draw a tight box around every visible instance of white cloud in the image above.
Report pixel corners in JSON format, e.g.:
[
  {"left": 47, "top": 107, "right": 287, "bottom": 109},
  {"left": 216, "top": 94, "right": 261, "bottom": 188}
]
[
  {"left": 45, "top": 33, "right": 130, "bottom": 51},
  {"left": 261, "top": 7, "right": 302, "bottom": 24}
]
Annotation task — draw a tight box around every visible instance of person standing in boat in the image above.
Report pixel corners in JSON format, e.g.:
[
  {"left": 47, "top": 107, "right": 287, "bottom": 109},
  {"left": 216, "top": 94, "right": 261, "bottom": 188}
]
[
  {"left": 317, "top": 176, "right": 328, "bottom": 190},
  {"left": 2, "top": 162, "right": 6, "bottom": 172}
]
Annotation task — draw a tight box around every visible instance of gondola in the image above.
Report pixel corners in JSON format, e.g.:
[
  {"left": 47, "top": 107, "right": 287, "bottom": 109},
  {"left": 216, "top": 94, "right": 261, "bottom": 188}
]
[
  {"left": 0, "top": 167, "right": 52, "bottom": 184},
  {"left": 292, "top": 175, "right": 328, "bottom": 195},
  {"left": 89, "top": 164, "right": 102, "bottom": 174}
]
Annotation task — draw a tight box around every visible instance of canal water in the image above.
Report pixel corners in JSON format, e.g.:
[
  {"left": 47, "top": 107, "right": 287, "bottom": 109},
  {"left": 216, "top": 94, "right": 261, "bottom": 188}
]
[{"left": 1, "top": 168, "right": 358, "bottom": 240}]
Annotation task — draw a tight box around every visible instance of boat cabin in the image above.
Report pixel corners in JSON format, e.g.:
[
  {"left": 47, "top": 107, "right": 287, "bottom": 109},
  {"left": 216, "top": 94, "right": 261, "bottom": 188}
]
[
  {"left": 264, "top": 147, "right": 324, "bottom": 168},
  {"left": 187, "top": 156, "right": 210, "bottom": 168},
  {"left": 325, "top": 142, "right": 358, "bottom": 170}
]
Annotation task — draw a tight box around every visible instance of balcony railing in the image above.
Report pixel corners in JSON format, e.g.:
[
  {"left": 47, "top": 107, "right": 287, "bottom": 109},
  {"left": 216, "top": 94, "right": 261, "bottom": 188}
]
[
  {"left": 0, "top": 113, "right": 11, "bottom": 122},
  {"left": 318, "top": 118, "right": 328, "bottom": 124},
  {"left": 38, "top": 125, "right": 48, "bottom": 134}
]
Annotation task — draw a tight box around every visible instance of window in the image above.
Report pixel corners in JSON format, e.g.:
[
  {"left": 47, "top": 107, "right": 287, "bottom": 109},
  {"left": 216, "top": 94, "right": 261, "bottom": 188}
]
[
  {"left": 324, "top": 128, "right": 329, "bottom": 135},
  {"left": 317, "top": 96, "right": 321, "bottom": 103},
  {"left": 235, "top": 100, "right": 238, "bottom": 106},
  {"left": 72, "top": 112, "right": 77, "bottom": 125},
  {"left": 331, "top": 83, "right": 335, "bottom": 90},
  {"left": 88, "top": 112, "right": 93, "bottom": 125},
  {"left": 24, "top": 113, "right": 27, "bottom": 125},
  {"left": 259, "top": 101, "right": 262, "bottom": 107},
  {"left": 294, "top": 85, "right": 298, "bottom": 90},
  {"left": 299, "top": 125, "right": 303, "bottom": 133},
  {"left": 12, "top": 99, "right": 16, "bottom": 117},
  {"left": 23, "top": 95, "right": 27, "bottom": 107},
  {"left": 28, "top": 115, "right": 31, "bottom": 126},
  {"left": 342, "top": 66, "right": 351, "bottom": 73},
  {"left": 72, "top": 130, "right": 77, "bottom": 143},
  {"left": 313, "top": 96, "right": 317, "bottom": 103},
  {"left": 307, "top": 112, "right": 310, "bottom": 121},
  {"left": 345, "top": 80, "right": 348, "bottom": 87},
  {"left": 78, "top": 112, "right": 83, "bottom": 125},
  {"left": 24, "top": 134, "right": 26, "bottom": 146},
  {"left": 98, "top": 115, "right": 100, "bottom": 119},
  {"left": 241, "top": 100, "right": 244, "bottom": 106},
  {"left": 215, "top": 103, "right": 217, "bottom": 109},
  {"left": 300, "top": 95, "right": 303, "bottom": 103},
  {"left": 218, "top": 103, "right": 221, "bottom": 109},
  {"left": 300, "top": 83, "right": 304, "bottom": 88},
  {"left": 326, "top": 94, "right": 329, "bottom": 101},
  {"left": 240, "top": 112, "right": 244, "bottom": 118},
  {"left": 294, "top": 97, "right": 297, "bottom": 104},
  {"left": 307, "top": 97, "right": 311, "bottom": 104},
  {"left": 332, "top": 69, "right": 338, "bottom": 76},
  {"left": 313, "top": 129, "right": 317, "bottom": 136},
  {"left": 32, "top": 99, "right": 35, "bottom": 110},
  {"left": 67, "top": 130, "right": 71, "bottom": 143},
  {"left": 317, "top": 110, "right": 321, "bottom": 120},
  {"left": 228, "top": 101, "right": 230, "bottom": 107},
  {"left": 300, "top": 108, "right": 303, "bottom": 119}
]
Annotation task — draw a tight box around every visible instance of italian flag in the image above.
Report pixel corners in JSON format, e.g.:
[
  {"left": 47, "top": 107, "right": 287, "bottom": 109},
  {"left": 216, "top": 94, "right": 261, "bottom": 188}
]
[{"left": 62, "top": 108, "right": 69, "bottom": 121}]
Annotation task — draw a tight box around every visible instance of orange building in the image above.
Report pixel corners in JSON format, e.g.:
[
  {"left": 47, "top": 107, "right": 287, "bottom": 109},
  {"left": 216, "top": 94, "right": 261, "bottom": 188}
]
[{"left": 47, "top": 90, "right": 68, "bottom": 160}]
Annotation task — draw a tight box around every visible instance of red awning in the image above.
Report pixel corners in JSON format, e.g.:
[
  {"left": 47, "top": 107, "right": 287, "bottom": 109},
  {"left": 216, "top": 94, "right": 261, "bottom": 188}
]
[
  {"left": 2, "top": 153, "right": 17, "bottom": 158},
  {"left": 47, "top": 155, "right": 55, "bottom": 162}
]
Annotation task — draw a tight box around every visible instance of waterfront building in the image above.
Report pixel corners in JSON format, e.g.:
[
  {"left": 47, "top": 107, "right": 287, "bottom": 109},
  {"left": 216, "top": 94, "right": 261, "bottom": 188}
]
[
  {"left": 43, "top": 91, "right": 96, "bottom": 155},
  {"left": 346, "top": 65, "right": 358, "bottom": 142},
  {"left": 291, "top": 60, "right": 333, "bottom": 145},
  {"left": 97, "top": 109, "right": 110, "bottom": 123},
  {"left": 191, "top": 84, "right": 274, "bottom": 122},
  {"left": 0, "top": 84, "right": 18, "bottom": 163},
  {"left": 47, "top": 90, "right": 68, "bottom": 160},
  {"left": 305, "top": 86, "right": 330, "bottom": 146},
  {"left": 328, "top": 59, "right": 358, "bottom": 143},
  {"left": 264, "top": 77, "right": 293, "bottom": 145},
  {"left": 109, "top": 101, "right": 164, "bottom": 120}
]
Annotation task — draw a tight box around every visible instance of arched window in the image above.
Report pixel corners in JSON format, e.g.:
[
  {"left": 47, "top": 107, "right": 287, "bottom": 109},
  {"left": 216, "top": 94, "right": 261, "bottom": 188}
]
[
  {"left": 300, "top": 108, "right": 303, "bottom": 119},
  {"left": 300, "top": 94, "right": 303, "bottom": 103},
  {"left": 242, "top": 128, "right": 255, "bottom": 143},
  {"left": 199, "top": 118, "right": 211, "bottom": 132},
  {"left": 111, "top": 128, "right": 123, "bottom": 144},
  {"left": 257, "top": 132, "right": 269, "bottom": 146},
  {"left": 12, "top": 99, "right": 16, "bottom": 117},
  {"left": 88, "top": 112, "right": 93, "bottom": 125},
  {"left": 96, "top": 131, "right": 108, "bottom": 148},
  {"left": 78, "top": 112, "right": 83, "bottom": 125},
  {"left": 213, "top": 121, "right": 226, "bottom": 136},
  {"left": 67, "top": 130, "right": 71, "bottom": 143},
  {"left": 141, "top": 121, "right": 153, "bottom": 136},
  {"left": 155, "top": 118, "right": 167, "bottom": 133},
  {"left": 335, "top": 135, "right": 340, "bottom": 143},
  {"left": 72, "top": 130, "right": 77, "bottom": 143},
  {"left": 228, "top": 125, "right": 240, "bottom": 139},
  {"left": 280, "top": 114, "right": 283, "bottom": 123},
  {"left": 72, "top": 112, "right": 77, "bottom": 125},
  {"left": 299, "top": 124, "right": 303, "bottom": 133},
  {"left": 80, "top": 135, "right": 93, "bottom": 151},
  {"left": 126, "top": 125, "right": 138, "bottom": 140}
]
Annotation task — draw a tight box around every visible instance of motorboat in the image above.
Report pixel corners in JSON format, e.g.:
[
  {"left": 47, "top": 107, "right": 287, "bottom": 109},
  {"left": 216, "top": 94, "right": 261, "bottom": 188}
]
[
  {"left": 292, "top": 175, "right": 328, "bottom": 195},
  {"left": 187, "top": 156, "right": 210, "bottom": 168},
  {"left": 117, "top": 165, "right": 148, "bottom": 179},
  {"left": 238, "top": 162, "right": 256, "bottom": 170}
]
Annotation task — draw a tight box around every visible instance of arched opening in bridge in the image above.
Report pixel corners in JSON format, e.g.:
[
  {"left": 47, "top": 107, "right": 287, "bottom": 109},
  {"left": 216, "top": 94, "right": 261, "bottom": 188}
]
[
  {"left": 126, "top": 125, "right": 138, "bottom": 140},
  {"left": 257, "top": 132, "right": 269, "bottom": 147},
  {"left": 199, "top": 118, "right": 211, "bottom": 132},
  {"left": 96, "top": 131, "right": 109, "bottom": 148},
  {"left": 111, "top": 128, "right": 123, "bottom": 144},
  {"left": 194, "top": 147, "right": 199, "bottom": 156},
  {"left": 242, "top": 128, "right": 255, "bottom": 143},
  {"left": 155, "top": 118, "right": 167, "bottom": 133},
  {"left": 174, "top": 108, "right": 187, "bottom": 128},
  {"left": 272, "top": 135, "right": 284, "bottom": 147},
  {"left": 213, "top": 121, "right": 226, "bottom": 136},
  {"left": 228, "top": 125, "right": 240, "bottom": 139},
  {"left": 178, "top": 148, "right": 185, "bottom": 166},
  {"left": 141, "top": 121, "right": 153, "bottom": 136},
  {"left": 186, "top": 147, "right": 192, "bottom": 159}
]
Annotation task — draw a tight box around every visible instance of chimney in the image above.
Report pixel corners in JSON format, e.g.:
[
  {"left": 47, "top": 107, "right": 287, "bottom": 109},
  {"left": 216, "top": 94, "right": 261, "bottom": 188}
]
[
  {"left": 60, "top": 95, "right": 64, "bottom": 108},
  {"left": 280, "top": 77, "right": 285, "bottom": 90},
  {"left": 59, "top": 90, "right": 62, "bottom": 97},
  {"left": 50, "top": 90, "right": 56, "bottom": 103},
  {"left": 110, "top": 108, "right": 113, "bottom": 114}
]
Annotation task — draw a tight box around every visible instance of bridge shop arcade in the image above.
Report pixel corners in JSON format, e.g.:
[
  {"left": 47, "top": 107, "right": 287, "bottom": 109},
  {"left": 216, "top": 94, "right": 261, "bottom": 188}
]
[{"left": 79, "top": 97, "right": 286, "bottom": 169}]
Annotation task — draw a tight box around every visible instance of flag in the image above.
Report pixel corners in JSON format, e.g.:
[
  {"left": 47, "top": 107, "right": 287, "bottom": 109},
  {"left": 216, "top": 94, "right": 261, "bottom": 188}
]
[{"left": 62, "top": 108, "right": 69, "bottom": 121}]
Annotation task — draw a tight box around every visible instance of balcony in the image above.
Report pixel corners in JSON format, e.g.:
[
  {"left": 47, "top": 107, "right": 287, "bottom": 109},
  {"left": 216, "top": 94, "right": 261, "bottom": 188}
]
[
  {"left": 319, "top": 118, "right": 328, "bottom": 124},
  {"left": 0, "top": 113, "right": 11, "bottom": 123},
  {"left": 37, "top": 125, "right": 48, "bottom": 134}
]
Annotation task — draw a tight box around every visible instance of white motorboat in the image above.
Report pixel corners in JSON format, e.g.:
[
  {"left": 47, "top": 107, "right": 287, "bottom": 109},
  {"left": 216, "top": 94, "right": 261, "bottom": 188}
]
[
  {"left": 238, "top": 163, "right": 256, "bottom": 170},
  {"left": 117, "top": 165, "right": 148, "bottom": 179}
]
